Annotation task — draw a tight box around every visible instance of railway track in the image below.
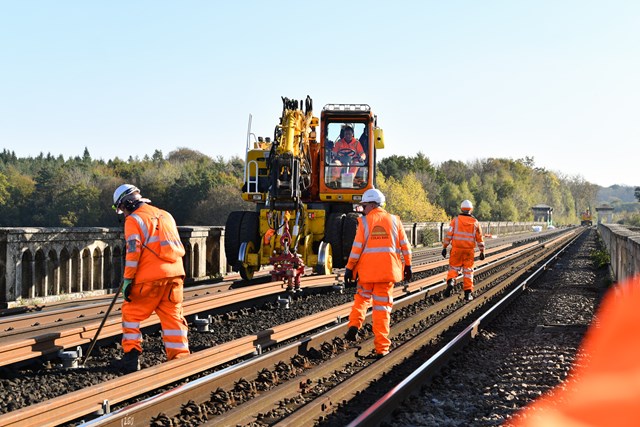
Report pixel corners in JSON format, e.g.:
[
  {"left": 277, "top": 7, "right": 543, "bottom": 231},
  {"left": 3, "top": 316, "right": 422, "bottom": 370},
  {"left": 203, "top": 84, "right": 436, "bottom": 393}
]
[
  {"left": 0, "top": 229, "right": 558, "bottom": 369},
  {"left": 0, "top": 227, "right": 577, "bottom": 426}
]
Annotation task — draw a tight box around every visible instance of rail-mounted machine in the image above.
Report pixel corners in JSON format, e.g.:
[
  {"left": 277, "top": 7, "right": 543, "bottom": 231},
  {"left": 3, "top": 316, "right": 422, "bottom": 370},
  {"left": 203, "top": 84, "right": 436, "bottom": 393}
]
[
  {"left": 225, "top": 96, "right": 385, "bottom": 290},
  {"left": 580, "top": 208, "right": 593, "bottom": 226}
]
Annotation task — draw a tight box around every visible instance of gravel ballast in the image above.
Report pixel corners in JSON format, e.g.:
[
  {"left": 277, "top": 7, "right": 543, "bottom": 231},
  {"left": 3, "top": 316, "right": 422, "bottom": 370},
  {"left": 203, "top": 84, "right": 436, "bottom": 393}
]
[{"left": 387, "top": 228, "right": 611, "bottom": 426}]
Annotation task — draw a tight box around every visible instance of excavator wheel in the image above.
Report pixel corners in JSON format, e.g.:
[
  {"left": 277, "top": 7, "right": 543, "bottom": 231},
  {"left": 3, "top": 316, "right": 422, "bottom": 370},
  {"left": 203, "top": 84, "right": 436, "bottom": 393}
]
[
  {"left": 325, "top": 213, "right": 345, "bottom": 268},
  {"left": 237, "top": 212, "right": 260, "bottom": 280},
  {"left": 225, "top": 211, "right": 246, "bottom": 269},
  {"left": 314, "top": 241, "right": 333, "bottom": 275},
  {"left": 239, "top": 211, "right": 260, "bottom": 249},
  {"left": 342, "top": 213, "right": 360, "bottom": 261},
  {"left": 238, "top": 241, "right": 257, "bottom": 280}
]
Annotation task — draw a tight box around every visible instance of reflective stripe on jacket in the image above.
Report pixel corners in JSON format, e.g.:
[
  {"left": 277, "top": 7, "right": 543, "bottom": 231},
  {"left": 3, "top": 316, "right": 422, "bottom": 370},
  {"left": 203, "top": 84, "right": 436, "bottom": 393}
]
[
  {"left": 346, "top": 207, "right": 412, "bottom": 283},
  {"left": 124, "top": 204, "right": 186, "bottom": 283},
  {"left": 443, "top": 213, "right": 485, "bottom": 251},
  {"left": 333, "top": 138, "right": 365, "bottom": 157}
]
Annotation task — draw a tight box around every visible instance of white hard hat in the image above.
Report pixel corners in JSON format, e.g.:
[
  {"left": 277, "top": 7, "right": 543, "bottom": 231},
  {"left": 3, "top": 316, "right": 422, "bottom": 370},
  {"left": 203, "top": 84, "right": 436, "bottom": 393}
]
[
  {"left": 362, "top": 188, "right": 385, "bottom": 205},
  {"left": 461, "top": 199, "right": 473, "bottom": 211},
  {"left": 113, "top": 184, "right": 140, "bottom": 214}
]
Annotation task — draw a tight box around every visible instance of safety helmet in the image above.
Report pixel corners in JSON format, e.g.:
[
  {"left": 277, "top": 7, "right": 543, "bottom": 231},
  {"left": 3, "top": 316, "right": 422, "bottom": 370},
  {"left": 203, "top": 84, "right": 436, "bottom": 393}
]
[
  {"left": 361, "top": 188, "right": 385, "bottom": 206},
  {"left": 112, "top": 184, "right": 140, "bottom": 214},
  {"left": 461, "top": 199, "right": 473, "bottom": 211}
]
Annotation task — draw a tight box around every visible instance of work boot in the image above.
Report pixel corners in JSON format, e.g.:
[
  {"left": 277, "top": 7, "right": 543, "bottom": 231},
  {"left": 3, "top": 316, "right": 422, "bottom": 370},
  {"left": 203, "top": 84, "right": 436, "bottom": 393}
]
[
  {"left": 444, "top": 279, "right": 455, "bottom": 297},
  {"left": 110, "top": 349, "right": 141, "bottom": 373},
  {"left": 464, "top": 290, "right": 474, "bottom": 301},
  {"left": 367, "top": 350, "right": 389, "bottom": 360},
  {"left": 345, "top": 326, "right": 359, "bottom": 342}
]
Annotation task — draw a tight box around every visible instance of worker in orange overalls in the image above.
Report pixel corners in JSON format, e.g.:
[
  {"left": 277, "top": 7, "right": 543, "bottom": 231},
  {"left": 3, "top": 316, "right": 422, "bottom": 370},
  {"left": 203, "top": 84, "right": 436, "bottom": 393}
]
[
  {"left": 511, "top": 274, "right": 640, "bottom": 427},
  {"left": 442, "top": 199, "right": 485, "bottom": 301},
  {"left": 331, "top": 125, "right": 366, "bottom": 181},
  {"left": 343, "top": 188, "right": 412, "bottom": 357},
  {"left": 110, "top": 184, "right": 189, "bottom": 373}
]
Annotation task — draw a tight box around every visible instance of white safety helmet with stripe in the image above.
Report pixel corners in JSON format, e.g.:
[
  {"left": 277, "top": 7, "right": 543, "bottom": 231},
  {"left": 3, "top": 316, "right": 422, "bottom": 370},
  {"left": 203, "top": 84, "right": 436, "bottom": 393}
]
[
  {"left": 461, "top": 199, "right": 473, "bottom": 211},
  {"left": 361, "top": 188, "right": 385, "bottom": 206},
  {"left": 112, "top": 184, "right": 140, "bottom": 214}
]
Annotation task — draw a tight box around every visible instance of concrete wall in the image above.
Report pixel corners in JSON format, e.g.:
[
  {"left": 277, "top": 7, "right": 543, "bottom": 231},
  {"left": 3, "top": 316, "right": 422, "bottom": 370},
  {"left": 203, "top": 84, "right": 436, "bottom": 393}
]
[
  {"left": 598, "top": 223, "right": 640, "bottom": 284},
  {"left": 0, "top": 226, "right": 225, "bottom": 308},
  {"left": 0, "top": 220, "right": 541, "bottom": 308},
  {"left": 403, "top": 221, "right": 545, "bottom": 247}
]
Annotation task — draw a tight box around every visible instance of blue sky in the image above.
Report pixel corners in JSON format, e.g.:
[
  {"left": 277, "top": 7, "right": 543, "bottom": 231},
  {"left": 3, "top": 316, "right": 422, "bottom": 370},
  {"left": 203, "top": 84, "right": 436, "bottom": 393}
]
[{"left": 1, "top": 1, "right": 638, "bottom": 187}]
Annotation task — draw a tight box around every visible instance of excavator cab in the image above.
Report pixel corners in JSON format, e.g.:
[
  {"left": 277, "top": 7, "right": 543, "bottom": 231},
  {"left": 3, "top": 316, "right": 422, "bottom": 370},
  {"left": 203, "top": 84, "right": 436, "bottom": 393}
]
[
  {"left": 324, "top": 122, "right": 368, "bottom": 189},
  {"left": 318, "top": 104, "right": 384, "bottom": 202}
]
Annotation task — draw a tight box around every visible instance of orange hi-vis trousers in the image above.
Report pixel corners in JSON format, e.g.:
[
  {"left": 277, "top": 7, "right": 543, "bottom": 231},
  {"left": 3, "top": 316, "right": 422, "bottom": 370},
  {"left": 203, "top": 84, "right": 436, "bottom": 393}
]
[
  {"left": 347, "top": 281, "right": 394, "bottom": 354},
  {"left": 446, "top": 247, "right": 476, "bottom": 292},
  {"left": 121, "top": 277, "right": 189, "bottom": 360}
]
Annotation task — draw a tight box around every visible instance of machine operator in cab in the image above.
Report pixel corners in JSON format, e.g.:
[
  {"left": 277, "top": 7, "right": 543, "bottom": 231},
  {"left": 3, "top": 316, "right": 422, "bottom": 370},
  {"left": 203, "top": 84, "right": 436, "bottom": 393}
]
[{"left": 331, "top": 125, "right": 366, "bottom": 167}]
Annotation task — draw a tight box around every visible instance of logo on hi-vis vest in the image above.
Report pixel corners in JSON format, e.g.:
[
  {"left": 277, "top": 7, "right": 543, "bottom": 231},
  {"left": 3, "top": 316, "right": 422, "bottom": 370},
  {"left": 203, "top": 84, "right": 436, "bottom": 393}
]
[{"left": 371, "top": 225, "right": 390, "bottom": 240}]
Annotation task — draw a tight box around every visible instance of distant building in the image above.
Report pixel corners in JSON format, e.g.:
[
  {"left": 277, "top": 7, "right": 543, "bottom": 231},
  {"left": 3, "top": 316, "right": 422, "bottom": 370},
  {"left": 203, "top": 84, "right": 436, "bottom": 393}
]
[
  {"left": 595, "top": 204, "right": 614, "bottom": 224},
  {"left": 532, "top": 204, "right": 553, "bottom": 226}
]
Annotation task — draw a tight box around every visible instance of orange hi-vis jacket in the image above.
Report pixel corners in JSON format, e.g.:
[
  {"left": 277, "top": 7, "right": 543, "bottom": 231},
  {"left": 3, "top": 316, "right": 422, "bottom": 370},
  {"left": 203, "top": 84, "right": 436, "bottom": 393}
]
[
  {"left": 124, "top": 204, "right": 185, "bottom": 284},
  {"left": 443, "top": 213, "right": 485, "bottom": 251},
  {"left": 333, "top": 138, "right": 365, "bottom": 159},
  {"left": 346, "top": 207, "right": 412, "bottom": 283}
]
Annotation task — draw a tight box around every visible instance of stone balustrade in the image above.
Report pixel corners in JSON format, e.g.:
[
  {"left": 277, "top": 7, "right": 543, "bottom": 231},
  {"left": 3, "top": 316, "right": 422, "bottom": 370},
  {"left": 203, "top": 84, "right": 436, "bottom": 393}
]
[
  {"left": 598, "top": 223, "right": 640, "bottom": 284},
  {"left": 0, "top": 226, "right": 225, "bottom": 308},
  {"left": 0, "top": 221, "right": 547, "bottom": 308}
]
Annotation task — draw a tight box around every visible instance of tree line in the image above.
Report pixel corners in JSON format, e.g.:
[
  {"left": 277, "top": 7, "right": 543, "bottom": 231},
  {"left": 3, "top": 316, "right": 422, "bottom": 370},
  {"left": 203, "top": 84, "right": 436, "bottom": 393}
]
[{"left": 0, "top": 147, "right": 602, "bottom": 228}]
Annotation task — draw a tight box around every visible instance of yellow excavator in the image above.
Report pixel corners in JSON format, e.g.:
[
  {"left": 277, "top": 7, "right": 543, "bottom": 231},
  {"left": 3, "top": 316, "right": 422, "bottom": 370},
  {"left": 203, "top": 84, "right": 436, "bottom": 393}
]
[
  {"left": 225, "top": 96, "right": 385, "bottom": 290},
  {"left": 580, "top": 208, "right": 593, "bottom": 226}
]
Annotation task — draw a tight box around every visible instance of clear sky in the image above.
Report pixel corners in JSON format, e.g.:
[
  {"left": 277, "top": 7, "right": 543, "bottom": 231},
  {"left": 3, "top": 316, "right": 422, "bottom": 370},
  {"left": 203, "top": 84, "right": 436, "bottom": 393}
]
[{"left": 1, "top": 1, "right": 638, "bottom": 188}]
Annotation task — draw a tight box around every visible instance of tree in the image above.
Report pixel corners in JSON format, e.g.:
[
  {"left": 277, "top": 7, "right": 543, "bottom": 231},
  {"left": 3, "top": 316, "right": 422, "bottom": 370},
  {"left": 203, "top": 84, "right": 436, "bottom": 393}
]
[
  {"left": 475, "top": 200, "right": 492, "bottom": 220},
  {"left": 0, "top": 172, "right": 9, "bottom": 205},
  {"left": 635, "top": 186, "right": 640, "bottom": 203},
  {"left": 438, "top": 160, "right": 468, "bottom": 185},
  {"left": 439, "top": 181, "right": 463, "bottom": 217},
  {"left": 0, "top": 166, "right": 35, "bottom": 226},
  {"left": 152, "top": 149, "right": 164, "bottom": 163},
  {"left": 190, "top": 182, "right": 251, "bottom": 225},
  {"left": 377, "top": 172, "right": 447, "bottom": 223},
  {"left": 495, "top": 199, "right": 518, "bottom": 221}
]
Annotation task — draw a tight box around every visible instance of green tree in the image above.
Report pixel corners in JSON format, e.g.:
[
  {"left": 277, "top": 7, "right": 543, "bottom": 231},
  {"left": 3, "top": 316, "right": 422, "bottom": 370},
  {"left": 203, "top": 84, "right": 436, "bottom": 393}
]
[
  {"left": 190, "top": 181, "right": 250, "bottom": 225},
  {"left": 377, "top": 172, "right": 447, "bottom": 222},
  {"left": 439, "top": 160, "right": 468, "bottom": 185},
  {"left": 439, "top": 181, "right": 463, "bottom": 217},
  {"left": 475, "top": 200, "right": 492, "bottom": 220},
  {"left": 495, "top": 198, "right": 518, "bottom": 221},
  {"left": 0, "top": 172, "right": 9, "bottom": 205},
  {"left": 0, "top": 166, "right": 35, "bottom": 226}
]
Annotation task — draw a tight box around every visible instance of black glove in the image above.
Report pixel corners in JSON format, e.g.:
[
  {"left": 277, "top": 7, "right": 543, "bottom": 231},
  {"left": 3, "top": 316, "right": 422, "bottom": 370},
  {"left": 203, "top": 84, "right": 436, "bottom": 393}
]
[
  {"left": 479, "top": 251, "right": 485, "bottom": 261},
  {"left": 122, "top": 279, "right": 133, "bottom": 302},
  {"left": 344, "top": 269, "right": 354, "bottom": 286},
  {"left": 441, "top": 247, "right": 447, "bottom": 258},
  {"left": 404, "top": 265, "right": 412, "bottom": 281}
]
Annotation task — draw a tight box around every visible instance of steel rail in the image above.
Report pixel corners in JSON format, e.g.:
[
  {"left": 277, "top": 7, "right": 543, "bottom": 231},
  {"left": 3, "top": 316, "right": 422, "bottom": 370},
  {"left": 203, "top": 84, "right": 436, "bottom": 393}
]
[
  {"left": 0, "top": 229, "right": 575, "bottom": 426},
  {"left": 346, "top": 228, "right": 583, "bottom": 426},
  {"left": 0, "top": 272, "right": 342, "bottom": 367},
  {"left": 271, "top": 234, "right": 575, "bottom": 425},
  {"left": 72, "top": 230, "right": 577, "bottom": 426}
]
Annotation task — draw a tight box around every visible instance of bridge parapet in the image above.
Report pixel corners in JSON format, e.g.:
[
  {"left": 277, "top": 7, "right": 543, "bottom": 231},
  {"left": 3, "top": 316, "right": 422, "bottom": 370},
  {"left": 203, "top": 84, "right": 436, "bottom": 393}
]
[
  {"left": 0, "top": 221, "right": 546, "bottom": 308},
  {"left": 598, "top": 223, "right": 640, "bottom": 284},
  {"left": 0, "top": 226, "right": 225, "bottom": 308}
]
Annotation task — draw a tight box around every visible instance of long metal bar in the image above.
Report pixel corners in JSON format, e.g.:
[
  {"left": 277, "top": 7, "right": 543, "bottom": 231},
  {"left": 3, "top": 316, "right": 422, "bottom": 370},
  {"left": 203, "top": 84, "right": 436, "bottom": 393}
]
[{"left": 81, "top": 281, "right": 123, "bottom": 366}]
